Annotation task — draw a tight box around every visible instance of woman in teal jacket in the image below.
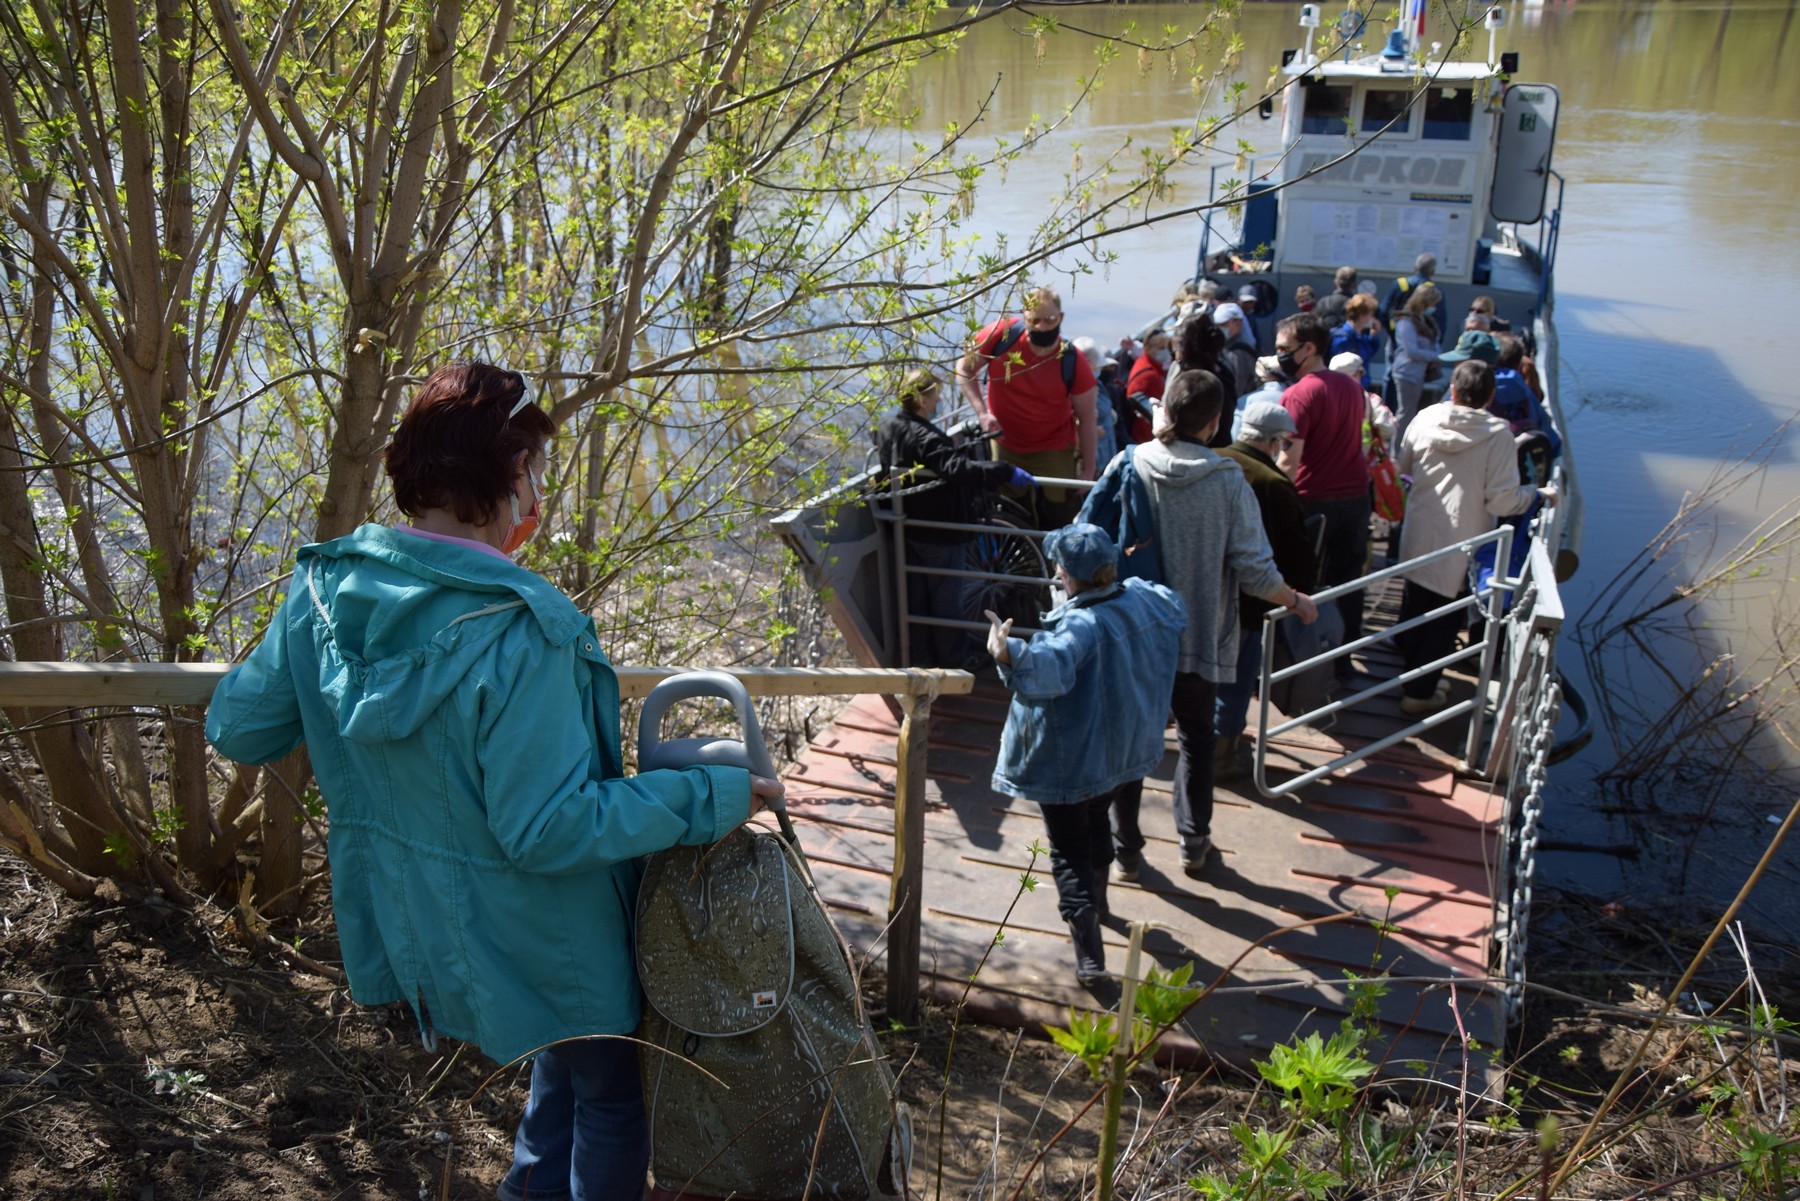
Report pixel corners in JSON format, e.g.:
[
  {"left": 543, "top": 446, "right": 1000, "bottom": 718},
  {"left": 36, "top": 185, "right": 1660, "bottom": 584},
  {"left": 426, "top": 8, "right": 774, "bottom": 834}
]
[{"left": 206, "top": 363, "right": 779, "bottom": 1201}]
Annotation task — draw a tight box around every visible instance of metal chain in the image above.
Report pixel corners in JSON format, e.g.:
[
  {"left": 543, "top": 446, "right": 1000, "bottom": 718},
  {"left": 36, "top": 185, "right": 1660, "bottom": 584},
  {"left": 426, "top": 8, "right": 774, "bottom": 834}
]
[{"left": 1498, "top": 631, "right": 1560, "bottom": 1023}]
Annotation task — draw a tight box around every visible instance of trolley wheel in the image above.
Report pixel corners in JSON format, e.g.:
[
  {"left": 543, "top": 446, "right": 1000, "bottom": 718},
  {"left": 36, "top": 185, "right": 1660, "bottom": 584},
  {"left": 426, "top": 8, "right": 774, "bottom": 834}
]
[{"left": 963, "top": 515, "right": 1051, "bottom": 631}]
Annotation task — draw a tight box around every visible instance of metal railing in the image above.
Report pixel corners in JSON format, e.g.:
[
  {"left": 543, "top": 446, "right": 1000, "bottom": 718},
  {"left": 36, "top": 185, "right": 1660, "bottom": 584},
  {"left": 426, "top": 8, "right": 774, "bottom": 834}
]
[
  {"left": 1247, "top": 499, "right": 1568, "bottom": 1015},
  {"left": 0, "top": 661, "right": 971, "bottom": 1023},
  {"left": 878, "top": 473, "right": 1095, "bottom": 660},
  {"left": 1195, "top": 153, "right": 1282, "bottom": 278},
  {"left": 1252, "top": 524, "right": 1519, "bottom": 797}
]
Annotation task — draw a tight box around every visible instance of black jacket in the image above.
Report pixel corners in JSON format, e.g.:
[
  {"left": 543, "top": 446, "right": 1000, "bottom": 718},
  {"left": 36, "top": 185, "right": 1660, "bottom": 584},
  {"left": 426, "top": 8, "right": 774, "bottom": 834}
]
[
  {"left": 876, "top": 409, "right": 1016, "bottom": 542},
  {"left": 1219, "top": 444, "right": 1317, "bottom": 627}
]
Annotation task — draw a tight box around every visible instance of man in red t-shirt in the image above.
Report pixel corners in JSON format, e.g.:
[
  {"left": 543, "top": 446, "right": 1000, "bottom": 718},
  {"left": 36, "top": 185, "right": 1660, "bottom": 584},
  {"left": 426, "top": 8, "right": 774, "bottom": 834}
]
[
  {"left": 1277, "top": 312, "right": 1373, "bottom": 656},
  {"left": 955, "top": 286, "right": 1100, "bottom": 528}
]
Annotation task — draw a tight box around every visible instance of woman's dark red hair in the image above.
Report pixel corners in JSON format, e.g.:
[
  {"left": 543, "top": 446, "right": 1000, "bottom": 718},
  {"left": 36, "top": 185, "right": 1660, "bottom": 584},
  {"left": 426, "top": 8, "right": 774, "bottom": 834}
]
[{"left": 385, "top": 363, "right": 556, "bottom": 525}]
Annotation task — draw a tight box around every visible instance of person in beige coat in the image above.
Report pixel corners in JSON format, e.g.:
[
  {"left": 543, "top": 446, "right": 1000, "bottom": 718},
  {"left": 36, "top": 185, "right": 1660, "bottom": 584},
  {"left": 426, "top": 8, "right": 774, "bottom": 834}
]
[{"left": 1394, "top": 360, "right": 1556, "bottom": 714}]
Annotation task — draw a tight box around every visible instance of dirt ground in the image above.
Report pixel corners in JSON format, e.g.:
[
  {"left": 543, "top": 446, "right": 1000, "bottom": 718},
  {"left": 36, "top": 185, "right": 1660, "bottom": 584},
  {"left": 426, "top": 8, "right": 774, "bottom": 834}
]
[
  {"left": 0, "top": 853, "right": 1105, "bottom": 1201},
  {"left": 2, "top": 854, "right": 1794, "bottom": 1200}
]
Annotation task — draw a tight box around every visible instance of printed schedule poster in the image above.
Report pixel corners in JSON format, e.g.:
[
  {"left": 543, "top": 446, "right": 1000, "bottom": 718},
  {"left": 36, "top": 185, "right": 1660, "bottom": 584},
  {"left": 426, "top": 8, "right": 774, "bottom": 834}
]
[{"left": 1295, "top": 199, "right": 1470, "bottom": 276}]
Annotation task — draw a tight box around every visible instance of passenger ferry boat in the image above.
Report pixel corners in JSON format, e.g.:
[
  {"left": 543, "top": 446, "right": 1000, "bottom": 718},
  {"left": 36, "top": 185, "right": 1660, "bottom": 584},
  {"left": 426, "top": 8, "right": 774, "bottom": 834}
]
[{"left": 769, "top": 4, "right": 1579, "bottom": 1088}]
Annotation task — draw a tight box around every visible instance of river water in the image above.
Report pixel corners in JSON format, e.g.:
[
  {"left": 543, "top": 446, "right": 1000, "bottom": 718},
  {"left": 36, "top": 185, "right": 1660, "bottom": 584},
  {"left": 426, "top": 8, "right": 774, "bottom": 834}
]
[{"left": 904, "top": 0, "right": 1800, "bottom": 931}]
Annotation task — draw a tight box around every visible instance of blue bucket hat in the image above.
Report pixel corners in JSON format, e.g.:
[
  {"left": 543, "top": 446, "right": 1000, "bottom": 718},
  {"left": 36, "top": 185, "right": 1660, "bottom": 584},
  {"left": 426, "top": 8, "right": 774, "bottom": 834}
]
[{"left": 1043, "top": 523, "right": 1117, "bottom": 582}]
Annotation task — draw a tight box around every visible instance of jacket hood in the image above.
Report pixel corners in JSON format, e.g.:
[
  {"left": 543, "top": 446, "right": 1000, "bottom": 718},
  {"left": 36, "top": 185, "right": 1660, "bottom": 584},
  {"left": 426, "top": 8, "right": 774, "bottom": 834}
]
[
  {"left": 1412, "top": 404, "right": 1512, "bottom": 456},
  {"left": 1132, "top": 439, "right": 1242, "bottom": 489},
  {"left": 294, "top": 525, "right": 591, "bottom": 744}
]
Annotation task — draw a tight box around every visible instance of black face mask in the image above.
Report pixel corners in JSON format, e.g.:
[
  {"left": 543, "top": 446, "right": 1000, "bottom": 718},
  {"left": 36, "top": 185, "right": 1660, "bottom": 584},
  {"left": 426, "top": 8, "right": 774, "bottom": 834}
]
[
  {"left": 1027, "top": 324, "right": 1062, "bottom": 348},
  {"left": 1276, "top": 348, "right": 1302, "bottom": 377}
]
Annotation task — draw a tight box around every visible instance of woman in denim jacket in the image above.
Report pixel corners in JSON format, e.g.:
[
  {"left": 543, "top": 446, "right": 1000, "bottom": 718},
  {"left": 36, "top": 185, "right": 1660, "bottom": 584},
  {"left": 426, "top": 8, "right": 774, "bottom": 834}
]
[
  {"left": 206, "top": 363, "right": 781, "bottom": 1201},
  {"left": 985, "top": 524, "right": 1186, "bottom": 983}
]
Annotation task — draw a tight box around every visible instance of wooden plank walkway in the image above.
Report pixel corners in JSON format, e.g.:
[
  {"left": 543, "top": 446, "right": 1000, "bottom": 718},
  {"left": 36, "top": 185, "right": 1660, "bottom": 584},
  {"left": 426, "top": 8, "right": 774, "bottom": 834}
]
[{"left": 780, "top": 581, "right": 1505, "bottom": 1090}]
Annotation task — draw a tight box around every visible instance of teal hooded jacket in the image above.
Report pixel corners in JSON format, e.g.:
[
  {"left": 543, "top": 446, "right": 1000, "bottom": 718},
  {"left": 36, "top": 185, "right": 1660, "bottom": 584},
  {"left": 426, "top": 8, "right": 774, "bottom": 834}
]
[{"left": 205, "top": 525, "right": 752, "bottom": 1065}]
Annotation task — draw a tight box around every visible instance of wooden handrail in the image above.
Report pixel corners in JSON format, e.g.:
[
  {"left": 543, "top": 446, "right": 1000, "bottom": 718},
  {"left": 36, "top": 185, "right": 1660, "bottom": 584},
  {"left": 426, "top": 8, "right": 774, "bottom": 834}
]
[
  {"left": 0, "top": 659, "right": 969, "bottom": 1021},
  {"left": 0, "top": 661, "right": 972, "bottom": 706}
]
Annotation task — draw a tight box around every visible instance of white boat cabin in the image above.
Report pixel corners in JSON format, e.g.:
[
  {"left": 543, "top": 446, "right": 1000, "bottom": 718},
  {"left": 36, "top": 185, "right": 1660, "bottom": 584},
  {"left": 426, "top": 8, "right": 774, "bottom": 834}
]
[{"left": 1206, "top": 6, "right": 1562, "bottom": 325}]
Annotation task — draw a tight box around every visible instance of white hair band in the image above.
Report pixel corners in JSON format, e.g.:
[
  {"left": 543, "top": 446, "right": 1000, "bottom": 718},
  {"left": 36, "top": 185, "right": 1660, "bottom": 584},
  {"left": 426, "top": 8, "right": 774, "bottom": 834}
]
[{"left": 507, "top": 376, "right": 536, "bottom": 419}]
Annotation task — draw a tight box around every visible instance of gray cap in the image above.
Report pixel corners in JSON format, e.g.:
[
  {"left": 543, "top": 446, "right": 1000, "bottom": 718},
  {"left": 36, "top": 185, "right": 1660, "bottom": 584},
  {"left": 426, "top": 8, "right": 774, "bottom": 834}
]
[
  {"left": 1238, "top": 399, "right": 1297, "bottom": 442},
  {"left": 1043, "top": 523, "right": 1117, "bottom": 582}
]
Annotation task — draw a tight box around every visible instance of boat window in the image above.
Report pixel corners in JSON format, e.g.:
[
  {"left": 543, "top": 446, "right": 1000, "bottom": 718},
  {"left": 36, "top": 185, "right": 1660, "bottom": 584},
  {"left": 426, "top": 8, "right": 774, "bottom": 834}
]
[
  {"left": 1423, "top": 86, "right": 1475, "bottom": 140},
  {"left": 1360, "top": 88, "right": 1414, "bottom": 134},
  {"left": 1299, "top": 80, "right": 1352, "bottom": 135}
]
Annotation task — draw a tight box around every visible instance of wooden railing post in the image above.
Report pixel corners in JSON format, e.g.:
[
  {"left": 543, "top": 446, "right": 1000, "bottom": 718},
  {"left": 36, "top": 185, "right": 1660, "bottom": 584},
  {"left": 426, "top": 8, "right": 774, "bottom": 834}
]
[{"left": 885, "top": 680, "right": 934, "bottom": 1023}]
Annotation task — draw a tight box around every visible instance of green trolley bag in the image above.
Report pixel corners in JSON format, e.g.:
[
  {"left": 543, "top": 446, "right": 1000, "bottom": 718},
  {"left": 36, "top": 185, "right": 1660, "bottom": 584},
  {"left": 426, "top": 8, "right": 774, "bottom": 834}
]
[{"left": 634, "top": 672, "right": 910, "bottom": 1201}]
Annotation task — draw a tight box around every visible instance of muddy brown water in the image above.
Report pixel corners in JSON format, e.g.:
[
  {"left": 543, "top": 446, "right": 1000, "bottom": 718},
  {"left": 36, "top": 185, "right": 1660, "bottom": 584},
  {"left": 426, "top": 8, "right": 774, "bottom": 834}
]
[{"left": 903, "top": 0, "right": 1800, "bottom": 935}]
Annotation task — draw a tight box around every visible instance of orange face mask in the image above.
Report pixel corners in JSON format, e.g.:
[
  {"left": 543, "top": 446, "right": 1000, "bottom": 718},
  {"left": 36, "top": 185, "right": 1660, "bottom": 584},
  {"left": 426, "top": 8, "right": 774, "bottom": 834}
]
[{"left": 501, "top": 465, "right": 541, "bottom": 556}]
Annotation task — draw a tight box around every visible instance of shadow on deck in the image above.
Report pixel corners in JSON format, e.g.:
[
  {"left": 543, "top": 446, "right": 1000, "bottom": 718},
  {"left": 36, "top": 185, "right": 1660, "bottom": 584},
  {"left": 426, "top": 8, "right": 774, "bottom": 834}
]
[{"left": 780, "top": 579, "right": 1505, "bottom": 1092}]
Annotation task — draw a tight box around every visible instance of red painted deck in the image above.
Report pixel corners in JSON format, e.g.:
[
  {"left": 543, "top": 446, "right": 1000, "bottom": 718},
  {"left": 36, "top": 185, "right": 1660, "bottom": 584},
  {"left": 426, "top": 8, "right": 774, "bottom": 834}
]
[{"left": 780, "top": 581, "right": 1505, "bottom": 1088}]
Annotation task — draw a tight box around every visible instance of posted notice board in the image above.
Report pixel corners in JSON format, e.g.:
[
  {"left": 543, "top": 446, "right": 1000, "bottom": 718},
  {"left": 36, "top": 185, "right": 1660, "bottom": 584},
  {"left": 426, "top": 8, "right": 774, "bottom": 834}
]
[{"left": 1282, "top": 196, "right": 1474, "bottom": 277}]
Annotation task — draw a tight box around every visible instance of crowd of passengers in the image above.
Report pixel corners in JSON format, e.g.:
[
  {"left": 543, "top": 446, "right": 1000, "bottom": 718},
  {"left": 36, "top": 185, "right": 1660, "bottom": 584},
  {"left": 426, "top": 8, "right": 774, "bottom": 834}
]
[{"left": 877, "top": 260, "right": 1561, "bottom": 983}]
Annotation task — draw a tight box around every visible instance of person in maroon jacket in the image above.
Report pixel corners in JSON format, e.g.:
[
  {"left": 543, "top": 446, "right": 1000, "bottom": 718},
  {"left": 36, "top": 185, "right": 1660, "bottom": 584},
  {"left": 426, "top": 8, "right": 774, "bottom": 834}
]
[{"left": 1277, "top": 313, "right": 1372, "bottom": 663}]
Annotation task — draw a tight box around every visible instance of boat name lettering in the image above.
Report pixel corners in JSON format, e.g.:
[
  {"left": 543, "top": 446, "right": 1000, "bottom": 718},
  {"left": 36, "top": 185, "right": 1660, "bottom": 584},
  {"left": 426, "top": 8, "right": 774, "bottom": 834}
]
[{"left": 1300, "top": 152, "right": 1468, "bottom": 188}]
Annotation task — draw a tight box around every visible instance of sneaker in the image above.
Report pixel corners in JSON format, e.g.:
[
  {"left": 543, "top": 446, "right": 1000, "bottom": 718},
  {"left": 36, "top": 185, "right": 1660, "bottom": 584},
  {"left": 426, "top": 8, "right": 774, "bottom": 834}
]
[
  {"left": 1180, "top": 837, "right": 1214, "bottom": 878},
  {"left": 1400, "top": 691, "right": 1450, "bottom": 716},
  {"left": 1112, "top": 850, "right": 1142, "bottom": 883},
  {"left": 1067, "top": 909, "right": 1108, "bottom": 983}
]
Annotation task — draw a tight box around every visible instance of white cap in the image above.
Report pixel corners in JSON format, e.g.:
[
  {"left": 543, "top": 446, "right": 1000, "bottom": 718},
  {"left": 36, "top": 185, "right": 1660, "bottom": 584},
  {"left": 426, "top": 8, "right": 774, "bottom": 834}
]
[{"left": 1211, "top": 302, "right": 1246, "bottom": 326}]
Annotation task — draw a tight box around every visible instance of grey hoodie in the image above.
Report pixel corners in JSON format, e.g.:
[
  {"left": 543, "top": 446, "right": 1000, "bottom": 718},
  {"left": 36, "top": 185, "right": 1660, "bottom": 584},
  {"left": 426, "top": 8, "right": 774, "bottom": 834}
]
[{"left": 1132, "top": 439, "right": 1288, "bottom": 680}]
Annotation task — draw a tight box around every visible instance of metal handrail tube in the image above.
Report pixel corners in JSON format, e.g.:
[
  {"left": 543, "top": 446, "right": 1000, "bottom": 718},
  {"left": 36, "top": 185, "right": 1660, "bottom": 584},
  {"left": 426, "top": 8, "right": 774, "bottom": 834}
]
[
  {"left": 1264, "top": 587, "right": 1481, "bottom": 685},
  {"left": 901, "top": 563, "right": 1054, "bottom": 587},
  {"left": 1464, "top": 524, "right": 1514, "bottom": 762},
  {"left": 1026, "top": 476, "right": 1098, "bottom": 491},
  {"left": 1260, "top": 698, "right": 1479, "bottom": 796},
  {"left": 910, "top": 614, "right": 1046, "bottom": 636},
  {"left": 873, "top": 512, "right": 1049, "bottom": 539},
  {"left": 1264, "top": 639, "right": 1488, "bottom": 740},
  {"left": 1291, "top": 528, "right": 1511, "bottom": 609}
]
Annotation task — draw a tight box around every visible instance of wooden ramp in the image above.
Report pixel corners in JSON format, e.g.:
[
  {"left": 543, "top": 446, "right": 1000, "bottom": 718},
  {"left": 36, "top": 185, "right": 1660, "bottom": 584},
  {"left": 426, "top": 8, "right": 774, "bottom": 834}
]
[{"left": 780, "top": 582, "right": 1505, "bottom": 1090}]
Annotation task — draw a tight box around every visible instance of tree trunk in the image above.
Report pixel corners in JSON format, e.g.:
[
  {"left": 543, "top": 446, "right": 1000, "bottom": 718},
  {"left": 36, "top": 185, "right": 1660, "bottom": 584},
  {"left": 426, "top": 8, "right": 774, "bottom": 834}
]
[
  {"left": 316, "top": 300, "right": 394, "bottom": 541},
  {"left": 0, "top": 217, "right": 120, "bottom": 876},
  {"left": 255, "top": 748, "right": 310, "bottom": 919}
]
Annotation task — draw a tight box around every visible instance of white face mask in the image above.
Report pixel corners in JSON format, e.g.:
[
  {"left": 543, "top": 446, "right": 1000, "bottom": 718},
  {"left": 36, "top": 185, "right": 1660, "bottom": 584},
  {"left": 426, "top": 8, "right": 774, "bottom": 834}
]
[
  {"left": 501, "top": 378, "right": 544, "bottom": 557},
  {"left": 1151, "top": 348, "right": 1174, "bottom": 367},
  {"left": 501, "top": 464, "right": 542, "bottom": 557}
]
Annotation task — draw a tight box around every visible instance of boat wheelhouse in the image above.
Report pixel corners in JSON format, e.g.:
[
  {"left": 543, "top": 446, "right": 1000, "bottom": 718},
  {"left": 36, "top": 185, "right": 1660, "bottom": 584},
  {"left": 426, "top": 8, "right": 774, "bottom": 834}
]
[{"left": 1202, "top": 5, "right": 1564, "bottom": 327}]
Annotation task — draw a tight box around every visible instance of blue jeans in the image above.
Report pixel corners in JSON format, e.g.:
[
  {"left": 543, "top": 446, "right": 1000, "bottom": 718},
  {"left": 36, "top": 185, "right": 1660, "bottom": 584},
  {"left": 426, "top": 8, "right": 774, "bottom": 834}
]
[
  {"left": 1213, "top": 628, "right": 1265, "bottom": 742},
  {"left": 499, "top": 1038, "right": 648, "bottom": 1201}
]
